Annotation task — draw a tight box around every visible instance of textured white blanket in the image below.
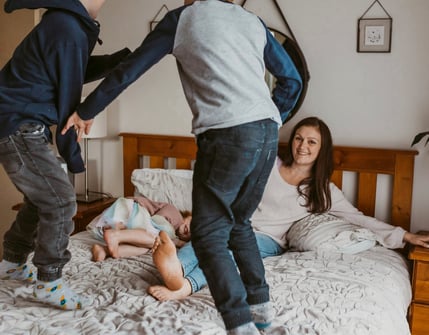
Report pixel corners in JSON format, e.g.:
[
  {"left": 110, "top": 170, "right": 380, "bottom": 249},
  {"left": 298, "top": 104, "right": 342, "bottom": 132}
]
[{"left": 0, "top": 232, "right": 411, "bottom": 335}]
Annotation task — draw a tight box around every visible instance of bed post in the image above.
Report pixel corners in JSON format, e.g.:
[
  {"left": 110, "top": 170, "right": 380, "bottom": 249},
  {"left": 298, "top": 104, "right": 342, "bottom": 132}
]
[
  {"left": 391, "top": 151, "right": 417, "bottom": 232},
  {"left": 120, "top": 134, "right": 138, "bottom": 197}
]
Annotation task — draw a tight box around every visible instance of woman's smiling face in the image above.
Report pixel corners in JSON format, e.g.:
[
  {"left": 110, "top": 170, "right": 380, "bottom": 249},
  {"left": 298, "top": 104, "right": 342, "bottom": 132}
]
[{"left": 291, "top": 125, "right": 322, "bottom": 168}]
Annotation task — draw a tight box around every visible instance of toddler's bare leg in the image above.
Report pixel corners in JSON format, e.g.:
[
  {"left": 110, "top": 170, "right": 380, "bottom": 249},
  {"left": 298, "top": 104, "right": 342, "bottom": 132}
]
[
  {"left": 116, "top": 244, "right": 150, "bottom": 258},
  {"left": 104, "top": 228, "right": 156, "bottom": 259}
]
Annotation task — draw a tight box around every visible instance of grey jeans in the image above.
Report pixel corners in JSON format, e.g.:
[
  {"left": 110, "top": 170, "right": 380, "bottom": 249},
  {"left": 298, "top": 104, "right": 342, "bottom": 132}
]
[{"left": 0, "top": 123, "right": 76, "bottom": 281}]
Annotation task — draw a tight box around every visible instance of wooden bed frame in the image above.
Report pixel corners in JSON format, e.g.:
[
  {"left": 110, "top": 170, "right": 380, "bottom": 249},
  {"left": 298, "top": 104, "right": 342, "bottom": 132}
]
[{"left": 119, "top": 133, "right": 418, "bottom": 233}]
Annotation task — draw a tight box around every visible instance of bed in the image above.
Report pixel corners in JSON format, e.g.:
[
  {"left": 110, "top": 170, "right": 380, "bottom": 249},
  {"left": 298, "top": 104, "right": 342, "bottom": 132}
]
[{"left": 0, "top": 133, "right": 418, "bottom": 335}]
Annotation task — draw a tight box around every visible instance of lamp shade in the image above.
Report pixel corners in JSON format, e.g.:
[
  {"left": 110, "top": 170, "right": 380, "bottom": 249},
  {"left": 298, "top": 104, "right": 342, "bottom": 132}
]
[{"left": 83, "top": 111, "right": 107, "bottom": 139}]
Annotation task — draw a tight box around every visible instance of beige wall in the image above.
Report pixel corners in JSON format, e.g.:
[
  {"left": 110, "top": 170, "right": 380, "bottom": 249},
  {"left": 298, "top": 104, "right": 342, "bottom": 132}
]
[
  {"left": 90, "top": 0, "right": 429, "bottom": 233},
  {"left": 0, "top": 0, "right": 428, "bottom": 259},
  {"left": 0, "top": 9, "right": 34, "bottom": 64},
  {"left": 0, "top": 9, "right": 35, "bottom": 259}
]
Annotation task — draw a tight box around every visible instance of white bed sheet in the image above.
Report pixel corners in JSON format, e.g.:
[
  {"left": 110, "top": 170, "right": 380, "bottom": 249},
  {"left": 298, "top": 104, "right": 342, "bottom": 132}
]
[{"left": 0, "top": 231, "right": 411, "bottom": 335}]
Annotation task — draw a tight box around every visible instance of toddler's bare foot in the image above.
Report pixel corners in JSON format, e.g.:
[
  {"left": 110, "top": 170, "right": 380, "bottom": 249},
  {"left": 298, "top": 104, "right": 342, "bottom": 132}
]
[
  {"left": 152, "top": 231, "right": 184, "bottom": 290},
  {"left": 92, "top": 244, "right": 108, "bottom": 262},
  {"left": 104, "top": 229, "right": 120, "bottom": 258},
  {"left": 147, "top": 280, "right": 192, "bottom": 301}
]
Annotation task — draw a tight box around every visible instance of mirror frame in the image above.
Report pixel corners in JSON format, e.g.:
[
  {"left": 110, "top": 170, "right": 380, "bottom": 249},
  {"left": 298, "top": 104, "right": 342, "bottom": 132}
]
[{"left": 267, "top": 28, "right": 310, "bottom": 124}]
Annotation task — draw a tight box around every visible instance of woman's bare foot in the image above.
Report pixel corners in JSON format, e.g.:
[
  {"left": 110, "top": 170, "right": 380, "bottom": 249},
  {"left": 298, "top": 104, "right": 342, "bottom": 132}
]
[
  {"left": 104, "top": 229, "right": 121, "bottom": 258},
  {"left": 152, "top": 231, "right": 185, "bottom": 290},
  {"left": 92, "top": 244, "right": 108, "bottom": 262},
  {"left": 147, "top": 279, "right": 192, "bottom": 301}
]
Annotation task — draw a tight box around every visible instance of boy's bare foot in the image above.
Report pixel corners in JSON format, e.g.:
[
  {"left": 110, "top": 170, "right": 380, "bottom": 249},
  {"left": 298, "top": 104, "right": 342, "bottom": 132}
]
[
  {"left": 104, "top": 229, "right": 121, "bottom": 258},
  {"left": 92, "top": 244, "right": 108, "bottom": 262},
  {"left": 147, "top": 280, "right": 192, "bottom": 301},
  {"left": 152, "top": 231, "right": 185, "bottom": 290}
]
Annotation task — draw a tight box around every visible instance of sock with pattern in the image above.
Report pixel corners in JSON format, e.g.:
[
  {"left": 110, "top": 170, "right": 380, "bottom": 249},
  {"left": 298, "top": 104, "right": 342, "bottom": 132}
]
[
  {"left": 227, "top": 322, "right": 260, "bottom": 335},
  {"left": 0, "top": 260, "right": 36, "bottom": 283},
  {"left": 250, "top": 301, "right": 274, "bottom": 329},
  {"left": 33, "top": 278, "right": 89, "bottom": 310}
]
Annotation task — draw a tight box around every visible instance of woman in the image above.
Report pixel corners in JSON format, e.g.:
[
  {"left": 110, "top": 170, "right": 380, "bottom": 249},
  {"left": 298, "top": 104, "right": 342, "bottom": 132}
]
[{"left": 148, "top": 116, "right": 429, "bottom": 302}]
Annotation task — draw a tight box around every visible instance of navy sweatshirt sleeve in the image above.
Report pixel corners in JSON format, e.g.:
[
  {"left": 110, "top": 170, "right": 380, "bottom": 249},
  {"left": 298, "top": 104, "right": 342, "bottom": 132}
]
[
  {"left": 54, "top": 40, "right": 90, "bottom": 173},
  {"left": 77, "top": 7, "right": 185, "bottom": 120},
  {"left": 85, "top": 47, "right": 132, "bottom": 83},
  {"left": 263, "top": 27, "right": 303, "bottom": 124},
  {"left": 57, "top": 45, "right": 133, "bottom": 173}
]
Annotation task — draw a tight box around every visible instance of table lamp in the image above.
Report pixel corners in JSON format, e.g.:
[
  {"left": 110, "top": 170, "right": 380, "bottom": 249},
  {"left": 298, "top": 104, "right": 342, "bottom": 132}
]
[{"left": 76, "top": 111, "right": 107, "bottom": 203}]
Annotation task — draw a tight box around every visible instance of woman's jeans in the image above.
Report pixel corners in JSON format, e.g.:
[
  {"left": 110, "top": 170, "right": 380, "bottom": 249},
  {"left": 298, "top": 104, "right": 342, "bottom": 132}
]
[
  {"left": 190, "top": 119, "right": 278, "bottom": 330},
  {"left": 0, "top": 123, "right": 76, "bottom": 281},
  {"left": 179, "top": 232, "right": 286, "bottom": 293}
]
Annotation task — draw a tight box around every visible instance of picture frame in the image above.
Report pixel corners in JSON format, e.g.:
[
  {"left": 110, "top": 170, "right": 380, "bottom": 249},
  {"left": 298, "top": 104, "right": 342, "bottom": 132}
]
[{"left": 357, "top": 18, "right": 392, "bottom": 53}]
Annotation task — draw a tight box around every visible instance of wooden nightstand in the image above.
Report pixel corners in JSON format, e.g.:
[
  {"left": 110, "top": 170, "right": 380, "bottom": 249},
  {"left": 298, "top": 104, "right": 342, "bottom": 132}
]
[
  {"left": 72, "top": 197, "right": 117, "bottom": 233},
  {"left": 12, "top": 197, "right": 117, "bottom": 235},
  {"left": 408, "top": 238, "right": 429, "bottom": 335}
]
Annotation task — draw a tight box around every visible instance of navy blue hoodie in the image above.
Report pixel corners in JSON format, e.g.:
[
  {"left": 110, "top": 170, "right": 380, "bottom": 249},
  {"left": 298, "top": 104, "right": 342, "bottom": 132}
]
[{"left": 0, "top": 0, "right": 129, "bottom": 173}]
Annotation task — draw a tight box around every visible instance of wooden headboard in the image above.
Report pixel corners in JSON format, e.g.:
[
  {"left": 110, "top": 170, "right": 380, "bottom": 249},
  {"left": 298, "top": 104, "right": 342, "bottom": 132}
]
[{"left": 119, "top": 133, "right": 417, "bottom": 232}]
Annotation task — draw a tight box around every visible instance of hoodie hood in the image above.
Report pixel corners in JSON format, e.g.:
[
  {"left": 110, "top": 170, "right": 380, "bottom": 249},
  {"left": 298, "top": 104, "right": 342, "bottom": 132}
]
[
  {"left": 4, "top": 0, "right": 101, "bottom": 42},
  {"left": 5, "top": 0, "right": 85, "bottom": 14}
]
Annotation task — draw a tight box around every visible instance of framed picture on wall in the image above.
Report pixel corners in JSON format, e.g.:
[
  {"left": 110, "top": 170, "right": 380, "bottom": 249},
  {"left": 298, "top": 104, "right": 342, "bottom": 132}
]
[{"left": 357, "top": 18, "right": 392, "bottom": 53}]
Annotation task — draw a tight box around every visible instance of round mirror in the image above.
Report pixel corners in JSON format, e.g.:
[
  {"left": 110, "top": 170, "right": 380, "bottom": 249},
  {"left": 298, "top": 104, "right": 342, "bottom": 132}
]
[{"left": 267, "top": 28, "right": 310, "bottom": 124}]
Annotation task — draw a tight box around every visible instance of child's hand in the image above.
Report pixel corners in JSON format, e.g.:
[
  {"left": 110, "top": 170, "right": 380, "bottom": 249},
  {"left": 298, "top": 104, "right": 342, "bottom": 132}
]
[{"left": 61, "top": 112, "right": 94, "bottom": 142}]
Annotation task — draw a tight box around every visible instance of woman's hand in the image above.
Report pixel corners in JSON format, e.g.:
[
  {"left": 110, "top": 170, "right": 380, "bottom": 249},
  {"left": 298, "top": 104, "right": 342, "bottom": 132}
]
[{"left": 404, "top": 231, "right": 429, "bottom": 248}]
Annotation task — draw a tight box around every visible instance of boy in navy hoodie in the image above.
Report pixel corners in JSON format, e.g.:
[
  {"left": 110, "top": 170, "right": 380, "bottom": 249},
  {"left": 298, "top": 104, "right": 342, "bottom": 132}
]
[{"left": 0, "top": 0, "right": 129, "bottom": 310}]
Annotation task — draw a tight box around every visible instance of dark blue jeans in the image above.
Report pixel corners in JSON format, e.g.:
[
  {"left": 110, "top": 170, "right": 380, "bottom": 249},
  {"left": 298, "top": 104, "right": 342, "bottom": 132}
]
[
  {"left": 0, "top": 123, "right": 76, "bottom": 281},
  {"left": 179, "top": 232, "right": 286, "bottom": 294},
  {"left": 191, "top": 119, "right": 278, "bottom": 330}
]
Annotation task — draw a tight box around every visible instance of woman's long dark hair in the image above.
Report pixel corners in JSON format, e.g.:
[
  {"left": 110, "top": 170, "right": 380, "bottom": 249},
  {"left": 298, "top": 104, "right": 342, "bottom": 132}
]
[{"left": 281, "top": 117, "right": 334, "bottom": 213}]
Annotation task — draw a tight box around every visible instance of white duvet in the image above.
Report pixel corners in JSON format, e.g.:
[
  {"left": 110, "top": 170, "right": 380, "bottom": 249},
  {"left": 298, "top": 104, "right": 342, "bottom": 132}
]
[{"left": 0, "top": 232, "right": 411, "bottom": 335}]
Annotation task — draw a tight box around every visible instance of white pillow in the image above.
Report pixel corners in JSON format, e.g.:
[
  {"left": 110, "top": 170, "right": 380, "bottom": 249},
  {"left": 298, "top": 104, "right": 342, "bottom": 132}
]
[
  {"left": 131, "top": 168, "right": 193, "bottom": 212},
  {"left": 287, "top": 213, "right": 378, "bottom": 254}
]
